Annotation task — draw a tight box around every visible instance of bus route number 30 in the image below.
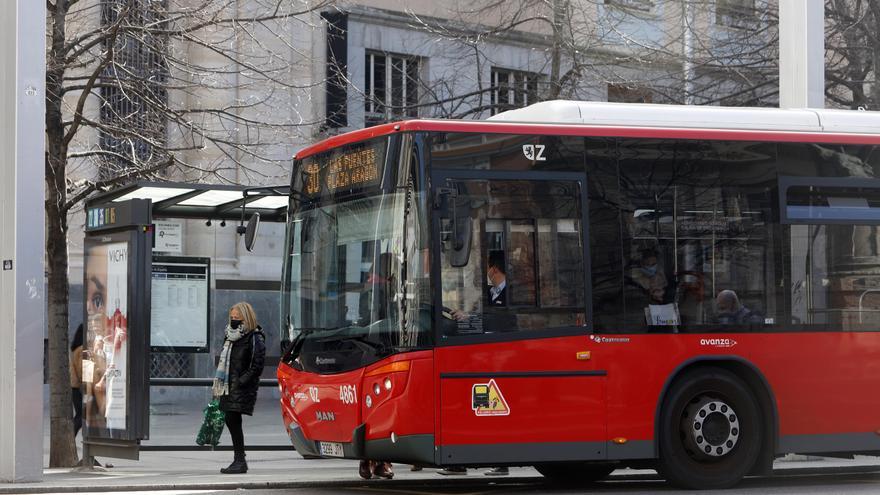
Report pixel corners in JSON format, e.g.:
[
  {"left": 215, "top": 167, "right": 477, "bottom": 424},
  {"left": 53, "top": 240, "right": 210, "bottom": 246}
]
[{"left": 339, "top": 384, "right": 357, "bottom": 405}]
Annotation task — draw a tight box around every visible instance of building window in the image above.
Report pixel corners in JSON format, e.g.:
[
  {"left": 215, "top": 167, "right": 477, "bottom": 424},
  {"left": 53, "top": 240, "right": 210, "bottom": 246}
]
[
  {"left": 491, "top": 69, "right": 542, "bottom": 115},
  {"left": 604, "top": 0, "right": 654, "bottom": 13},
  {"left": 364, "top": 51, "right": 421, "bottom": 127},
  {"left": 99, "top": 0, "right": 168, "bottom": 177},
  {"left": 607, "top": 84, "right": 653, "bottom": 103},
  {"left": 716, "top": 0, "right": 757, "bottom": 29}
]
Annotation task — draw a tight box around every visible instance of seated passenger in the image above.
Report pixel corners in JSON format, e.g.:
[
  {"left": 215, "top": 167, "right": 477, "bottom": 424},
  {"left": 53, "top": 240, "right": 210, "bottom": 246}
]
[
  {"left": 714, "top": 290, "right": 762, "bottom": 325},
  {"left": 629, "top": 248, "right": 667, "bottom": 304}
]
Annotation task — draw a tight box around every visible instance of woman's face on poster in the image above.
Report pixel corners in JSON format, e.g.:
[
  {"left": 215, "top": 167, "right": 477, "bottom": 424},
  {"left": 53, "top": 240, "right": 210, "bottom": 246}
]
[{"left": 85, "top": 244, "right": 108, "bottom": 335}]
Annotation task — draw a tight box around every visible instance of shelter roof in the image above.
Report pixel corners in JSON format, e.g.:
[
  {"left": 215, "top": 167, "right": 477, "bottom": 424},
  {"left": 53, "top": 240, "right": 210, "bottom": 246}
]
[{"left": 85, "top": 181, "right": 289, "bottom": 222}]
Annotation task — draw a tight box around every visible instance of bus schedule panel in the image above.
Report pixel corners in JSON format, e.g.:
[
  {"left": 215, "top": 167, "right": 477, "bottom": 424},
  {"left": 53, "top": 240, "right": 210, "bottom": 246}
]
[{"left": 150, "top": 256, "right": 210, "bottom": 352}]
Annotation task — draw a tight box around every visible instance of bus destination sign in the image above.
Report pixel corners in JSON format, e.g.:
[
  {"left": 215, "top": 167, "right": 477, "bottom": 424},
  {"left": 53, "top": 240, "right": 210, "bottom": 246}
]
[{"left": 304, "top": 146, "right": 380, "bottom": 196}]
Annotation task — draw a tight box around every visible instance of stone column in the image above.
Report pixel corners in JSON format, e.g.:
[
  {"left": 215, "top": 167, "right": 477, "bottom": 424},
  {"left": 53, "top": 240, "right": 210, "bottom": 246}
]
[{"left": 779, "top": 0, "right": 825, "bottom": 108}]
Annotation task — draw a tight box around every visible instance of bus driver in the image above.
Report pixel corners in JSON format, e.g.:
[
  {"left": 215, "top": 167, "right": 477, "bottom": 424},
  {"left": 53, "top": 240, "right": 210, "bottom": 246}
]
[{"left": 450, "top": 252, "right": 514, "bottom": 333}]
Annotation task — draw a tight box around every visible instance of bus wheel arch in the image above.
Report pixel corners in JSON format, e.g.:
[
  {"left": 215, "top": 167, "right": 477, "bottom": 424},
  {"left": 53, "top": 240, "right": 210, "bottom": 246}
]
[{"left": 653, "top": 358, "right": 778, "bottom": 487}]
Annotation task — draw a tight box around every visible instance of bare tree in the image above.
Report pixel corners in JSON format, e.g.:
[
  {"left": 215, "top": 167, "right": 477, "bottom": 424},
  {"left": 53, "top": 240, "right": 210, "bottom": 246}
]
[
  {"left": 826, "top": 0, "right": 879, "bottom": 109},
  {"left": 46, "top": 0, "right": 328, "bottom": 467},
  {"left": 386, "top": 0, "right": 783, "bottom": 121}
]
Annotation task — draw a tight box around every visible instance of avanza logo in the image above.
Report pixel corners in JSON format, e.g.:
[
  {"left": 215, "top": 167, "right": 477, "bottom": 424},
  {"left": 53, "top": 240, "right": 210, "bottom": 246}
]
[
  {"left": 315, "top": 411, "right": 336, "bottom": 422},
  {"left": 700, "top": 338, "right": 738, "bottom": 348}
]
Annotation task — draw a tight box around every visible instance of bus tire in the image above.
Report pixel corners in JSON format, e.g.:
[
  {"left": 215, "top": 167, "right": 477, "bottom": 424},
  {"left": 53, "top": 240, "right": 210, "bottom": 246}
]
[
  {"left": 535, "top": 462, "right": 616, "bottom": 485},
  {"left": 657, "top": 367, "right": 761, "bottom": 489}
]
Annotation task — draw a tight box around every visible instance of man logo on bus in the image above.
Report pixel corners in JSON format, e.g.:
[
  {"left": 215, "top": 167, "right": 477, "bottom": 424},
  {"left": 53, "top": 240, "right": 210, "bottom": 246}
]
[
  {"left": 522, "top": 144, "right": 547, "bottom": 162},
  {"left": 471, "top": 379, "right": 510, "bottom": 416}
]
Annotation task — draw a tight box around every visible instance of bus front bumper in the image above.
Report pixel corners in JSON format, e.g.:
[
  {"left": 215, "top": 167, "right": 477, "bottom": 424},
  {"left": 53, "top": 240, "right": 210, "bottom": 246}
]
[{"left": 288, "top": 422, "right": 434, "bottom": 465}]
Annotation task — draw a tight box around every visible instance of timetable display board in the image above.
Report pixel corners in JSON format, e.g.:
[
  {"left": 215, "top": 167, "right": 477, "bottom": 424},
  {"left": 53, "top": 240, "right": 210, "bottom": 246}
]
[{"left": 150, "top": 256, "right": 210, "bottom": 352}]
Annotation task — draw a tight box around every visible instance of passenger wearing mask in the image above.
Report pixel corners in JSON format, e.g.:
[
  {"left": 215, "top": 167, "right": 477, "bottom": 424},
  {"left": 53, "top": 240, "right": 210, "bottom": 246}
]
[
  {"left": 630, "top": 248, "right": 667, "bottom": 304},
  {"left": 715, "top": 290, "right": 762, "bottom": 325}
]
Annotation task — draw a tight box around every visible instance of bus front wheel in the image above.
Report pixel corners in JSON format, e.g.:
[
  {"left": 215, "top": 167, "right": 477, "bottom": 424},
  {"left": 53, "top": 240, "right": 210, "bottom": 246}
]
[
  {"left": 535, "top": 462, "right": 616, "bottom": 485},
  {"left": 658, "top": 367, "right": 762, "bottom": 489}
]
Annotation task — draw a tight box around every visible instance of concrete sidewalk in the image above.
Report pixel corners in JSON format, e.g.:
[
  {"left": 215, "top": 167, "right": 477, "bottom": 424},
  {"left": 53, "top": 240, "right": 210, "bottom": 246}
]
[{"left": 4, "top": 450, "right": 880, "bottom": 494}]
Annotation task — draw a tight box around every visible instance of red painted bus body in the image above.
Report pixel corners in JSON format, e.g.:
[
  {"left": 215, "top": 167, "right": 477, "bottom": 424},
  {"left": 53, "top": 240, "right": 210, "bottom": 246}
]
[{"left": 277, "top": 103, "right": 880, "bottom": 489}]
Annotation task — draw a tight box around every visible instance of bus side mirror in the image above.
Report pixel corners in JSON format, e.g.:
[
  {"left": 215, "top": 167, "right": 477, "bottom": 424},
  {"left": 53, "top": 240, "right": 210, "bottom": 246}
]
[
  {"left": 243, "top": 212, "right": 261, "bottom": 252},
  {"left": 435, "top": 186, "right": 472, "bottom": 268},
  {"left": 449, "top": 215, "right": 472, "bottom": 268}
]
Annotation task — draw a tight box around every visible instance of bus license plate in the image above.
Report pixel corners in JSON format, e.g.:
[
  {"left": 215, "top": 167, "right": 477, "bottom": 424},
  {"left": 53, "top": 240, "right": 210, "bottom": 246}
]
[{"left": 319, "top": 441, "right": 344, "bottom": 457}]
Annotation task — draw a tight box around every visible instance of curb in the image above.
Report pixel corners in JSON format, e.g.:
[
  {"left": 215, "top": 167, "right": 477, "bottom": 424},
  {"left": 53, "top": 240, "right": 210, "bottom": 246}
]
[{"left": 2, "top": 464, "right": 880, "bottom": 493}]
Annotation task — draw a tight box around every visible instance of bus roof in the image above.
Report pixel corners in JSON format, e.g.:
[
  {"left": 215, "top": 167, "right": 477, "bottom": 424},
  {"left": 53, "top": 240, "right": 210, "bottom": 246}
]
[
  {"left": 487, "top": 100, "right": 880, "bottom": 135},
  {"left": 294, "top": 101, "right": 880, "bottom": 160}
]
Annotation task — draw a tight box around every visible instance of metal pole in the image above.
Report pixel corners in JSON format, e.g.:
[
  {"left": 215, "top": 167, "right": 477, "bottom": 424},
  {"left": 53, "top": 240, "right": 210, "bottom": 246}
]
[
  {"left": 779, "top": 0, "right": 825, "bottom": 108},
  {"left": 0, "top": 0, "right": 47, "bottom": 483}
]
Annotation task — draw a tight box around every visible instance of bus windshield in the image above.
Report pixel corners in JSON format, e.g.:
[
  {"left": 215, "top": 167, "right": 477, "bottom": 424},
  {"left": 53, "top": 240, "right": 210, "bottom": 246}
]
[{"left": 281, "top": 136, "right": 431, "bottom": 373}]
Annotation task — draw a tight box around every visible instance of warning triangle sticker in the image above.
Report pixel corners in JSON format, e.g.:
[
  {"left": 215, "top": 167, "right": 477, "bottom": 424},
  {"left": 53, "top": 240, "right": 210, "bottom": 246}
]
[{"left": 472, "top": 379, "right": 510, "bottom": 416}]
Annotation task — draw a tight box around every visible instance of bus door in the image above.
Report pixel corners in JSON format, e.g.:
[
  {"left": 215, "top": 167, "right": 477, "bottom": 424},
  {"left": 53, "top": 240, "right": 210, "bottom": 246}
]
[{"left": 431, "top": 170, "right": 607, "bottom": 466}]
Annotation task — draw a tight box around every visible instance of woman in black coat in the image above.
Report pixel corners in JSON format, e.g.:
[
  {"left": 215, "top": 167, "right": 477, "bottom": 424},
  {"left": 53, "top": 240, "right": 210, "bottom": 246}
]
[{"left": 213, "top": 302, "right": 266, "bottom": 474}]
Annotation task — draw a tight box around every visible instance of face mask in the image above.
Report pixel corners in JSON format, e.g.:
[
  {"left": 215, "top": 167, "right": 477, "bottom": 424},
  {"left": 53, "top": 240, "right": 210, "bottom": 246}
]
[
  {"left": 230, "top": 319, "right": 243, "bottom": 330},
  {"left": 641, "top": 265, "right": 657, "bottom": 277}
]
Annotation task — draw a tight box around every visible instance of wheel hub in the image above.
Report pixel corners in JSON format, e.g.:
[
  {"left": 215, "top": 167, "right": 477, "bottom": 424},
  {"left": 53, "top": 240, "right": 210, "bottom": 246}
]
[{"left": 684, "top": 398, "right": 740, "bottom": 458}]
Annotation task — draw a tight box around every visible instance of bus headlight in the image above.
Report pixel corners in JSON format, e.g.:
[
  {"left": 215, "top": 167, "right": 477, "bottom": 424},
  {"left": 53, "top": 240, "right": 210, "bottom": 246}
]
[{"left": 384, "top": 378, "right": 392, "bottom": 391}]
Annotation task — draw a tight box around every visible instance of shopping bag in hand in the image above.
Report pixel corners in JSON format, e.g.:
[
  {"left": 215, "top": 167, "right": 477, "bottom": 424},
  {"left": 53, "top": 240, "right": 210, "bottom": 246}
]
[{"left": 196, "top": 399, "right": 225, "bottom": 446}]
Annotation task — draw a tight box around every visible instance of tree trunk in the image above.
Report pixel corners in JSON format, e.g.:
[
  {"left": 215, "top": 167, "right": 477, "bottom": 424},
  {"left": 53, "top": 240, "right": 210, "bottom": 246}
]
[
  {"left": 45, "top": 189, "right": 77, "bottom": 468},
  {"left": 45, "top": 0, "right": 77, "bottom": 467}
]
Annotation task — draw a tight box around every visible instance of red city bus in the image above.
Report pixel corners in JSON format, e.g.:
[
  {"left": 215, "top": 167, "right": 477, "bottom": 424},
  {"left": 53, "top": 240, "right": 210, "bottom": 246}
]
[{"left": 276, "top": 101, "right": 880, "bottom": 489}]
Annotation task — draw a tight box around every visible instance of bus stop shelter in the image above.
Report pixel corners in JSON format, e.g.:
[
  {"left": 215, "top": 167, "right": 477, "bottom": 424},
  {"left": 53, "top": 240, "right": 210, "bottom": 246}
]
[{"left": 81, "top": 181, "right": 290, "bottom": 460}]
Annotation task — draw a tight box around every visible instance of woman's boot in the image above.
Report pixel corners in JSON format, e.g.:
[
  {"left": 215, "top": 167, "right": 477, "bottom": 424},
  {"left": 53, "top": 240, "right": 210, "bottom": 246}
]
[{"left": 221, "top": 451, "right": 248, "bottom": 474}]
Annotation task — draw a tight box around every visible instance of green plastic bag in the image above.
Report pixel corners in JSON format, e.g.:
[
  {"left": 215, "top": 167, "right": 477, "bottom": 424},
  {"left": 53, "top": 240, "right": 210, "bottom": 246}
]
[{"left": 196, "top": 399, "right": 226, "bottom": 447}]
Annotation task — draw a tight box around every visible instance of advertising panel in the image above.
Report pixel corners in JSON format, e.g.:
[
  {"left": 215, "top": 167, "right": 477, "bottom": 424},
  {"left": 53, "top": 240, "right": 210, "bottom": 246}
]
[
  {"left": 81, "top": 198, "right": 152, "bottom": 450},
  {"left": 150, "top": 256, "right": 210, "bottom": 352},
  {"left": 83, "top": 236, "right": 130, "bottom": 434}
]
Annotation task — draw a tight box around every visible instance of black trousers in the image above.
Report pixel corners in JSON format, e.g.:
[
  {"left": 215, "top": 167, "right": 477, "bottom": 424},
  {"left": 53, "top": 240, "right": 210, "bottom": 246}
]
[
  {"left": 224, "top": 411, "right": 245, "bottom": 457},
  {"left": 72, "top": 387, "right": 83, "bottom": 437}
]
